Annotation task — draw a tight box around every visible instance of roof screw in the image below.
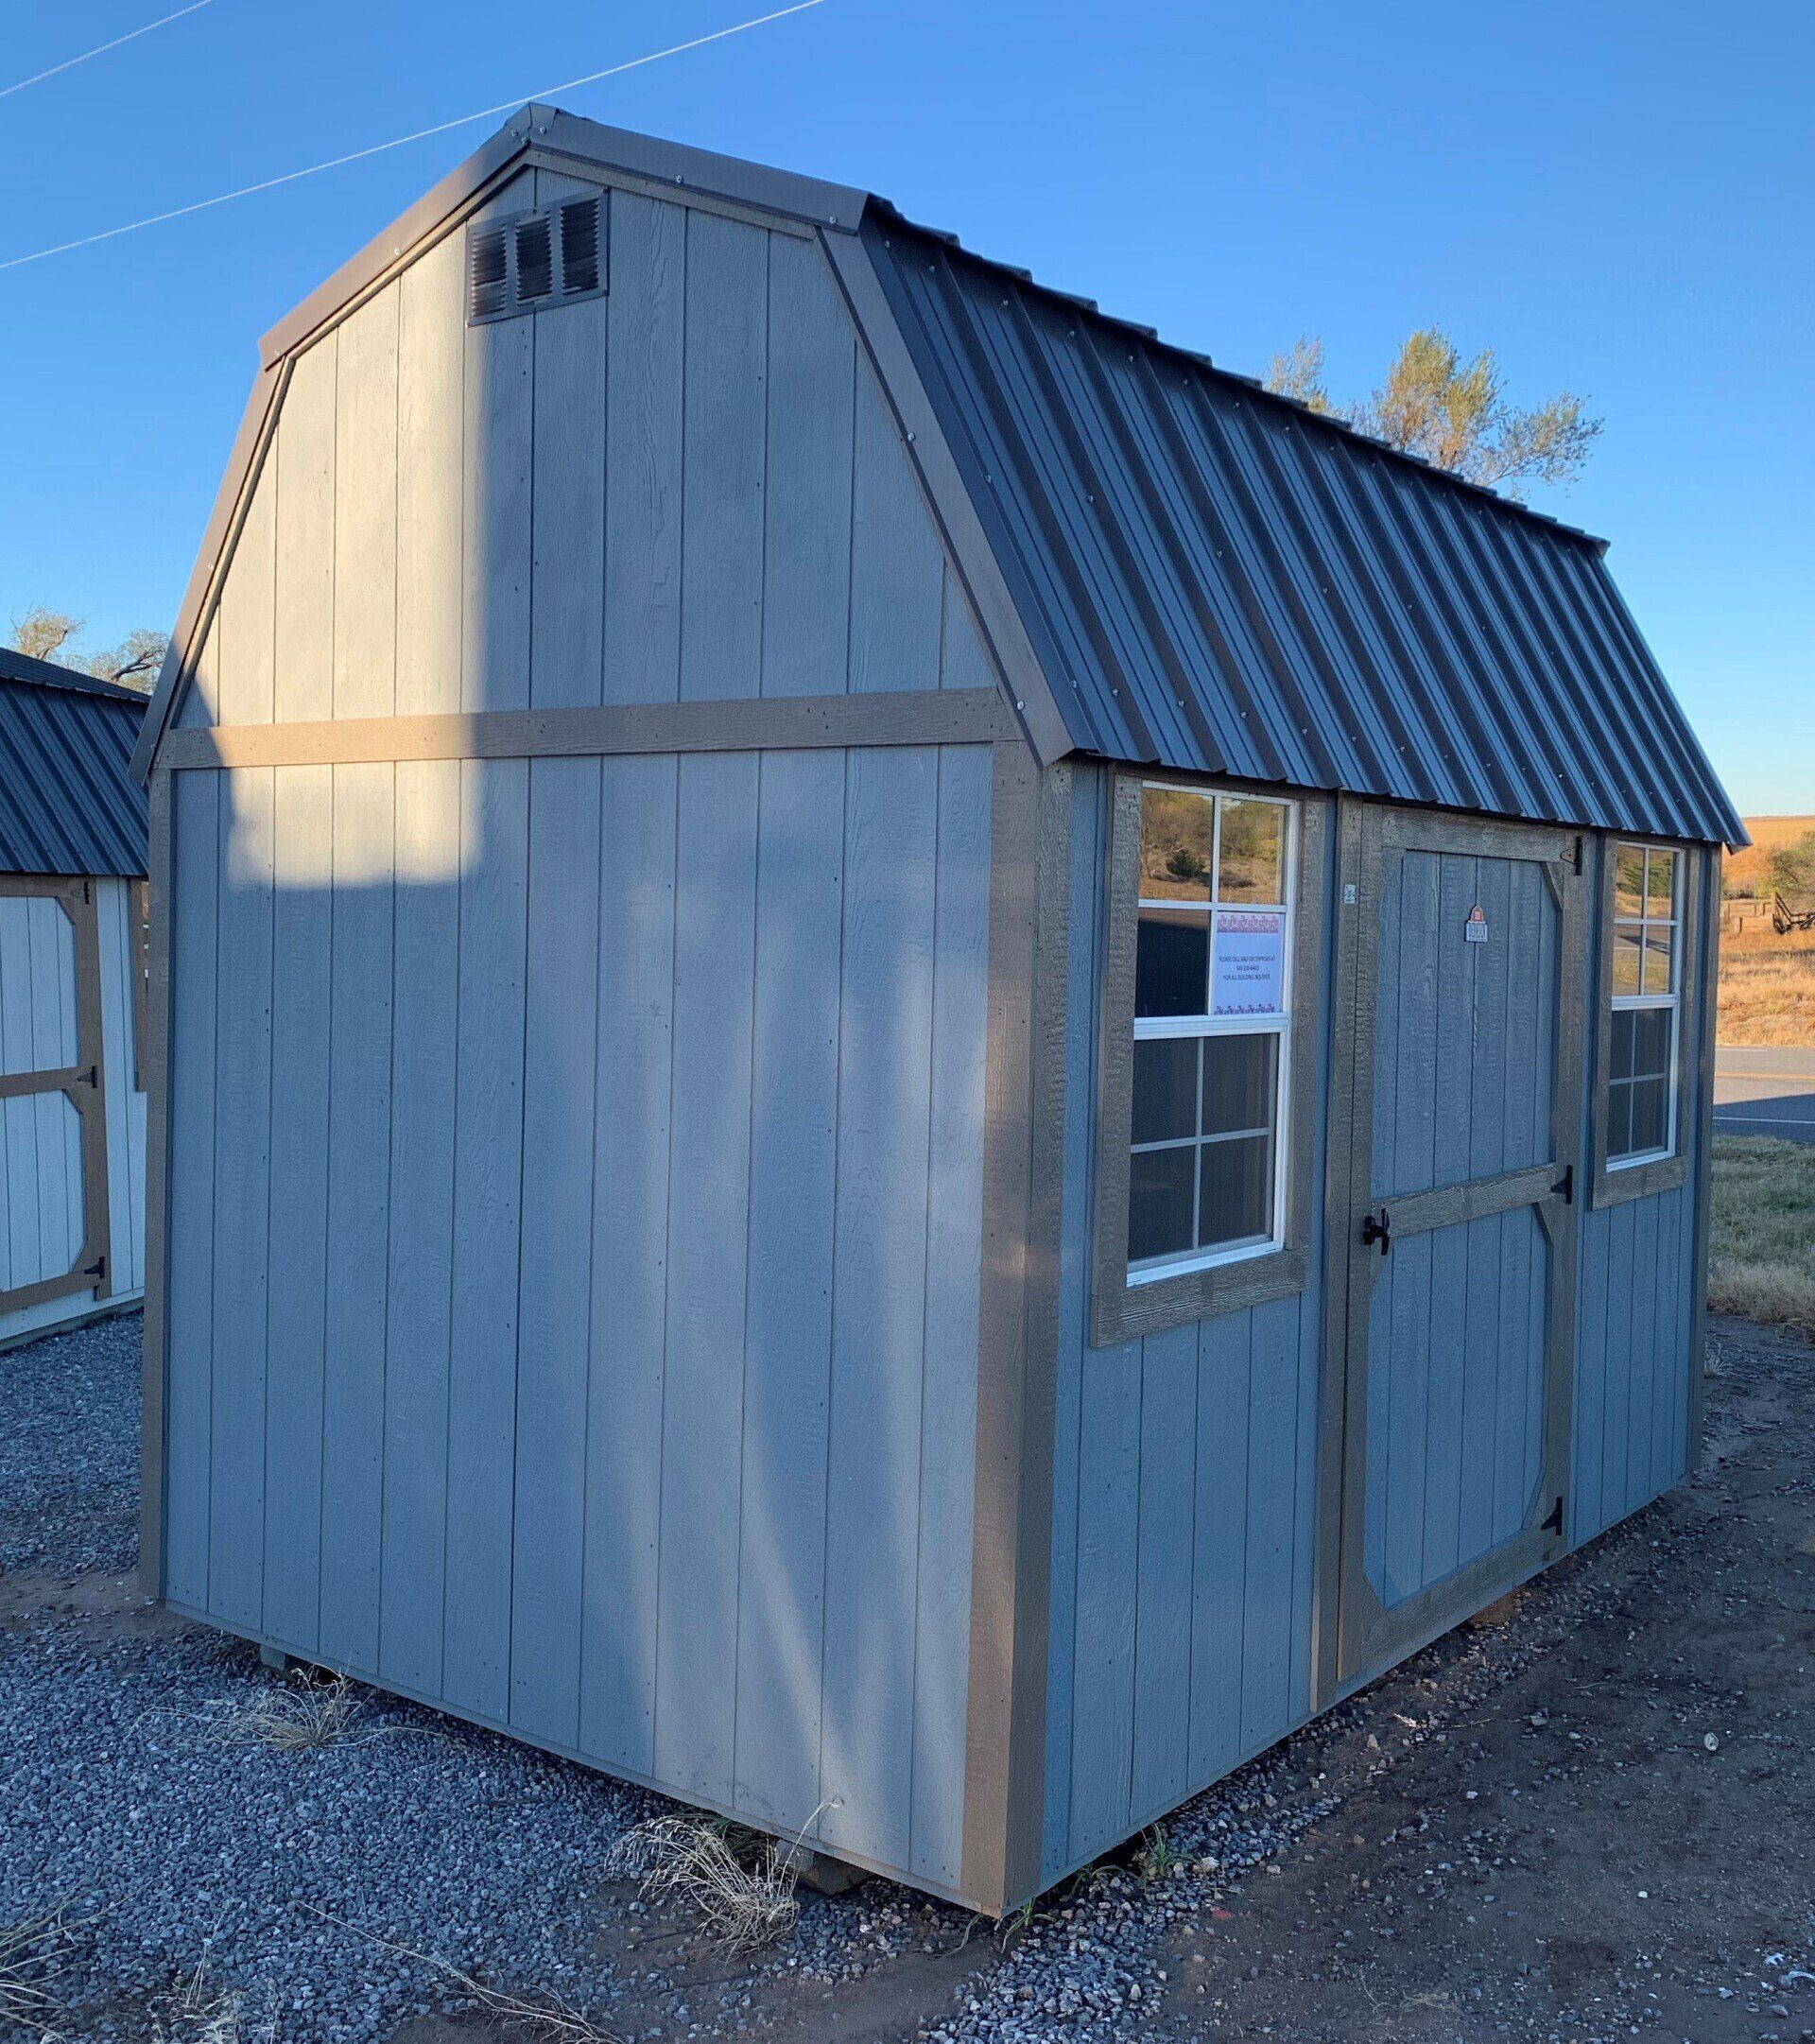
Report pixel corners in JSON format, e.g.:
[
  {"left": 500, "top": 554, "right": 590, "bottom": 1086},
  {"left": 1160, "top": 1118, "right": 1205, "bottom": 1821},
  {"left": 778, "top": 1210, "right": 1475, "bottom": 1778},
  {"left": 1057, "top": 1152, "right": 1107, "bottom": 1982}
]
[
  {"left": 828, "top": 215, "right": 838, "bottom": 225},
  {"left": 906, "top": 431, "right": 916, "bottom": 442}
]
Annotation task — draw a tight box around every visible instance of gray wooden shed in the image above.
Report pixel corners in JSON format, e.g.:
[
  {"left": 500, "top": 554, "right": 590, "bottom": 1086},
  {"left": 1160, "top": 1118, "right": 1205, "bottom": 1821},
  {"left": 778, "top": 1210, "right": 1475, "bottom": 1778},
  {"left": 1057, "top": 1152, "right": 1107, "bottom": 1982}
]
[{"left": 134, "top": 107, "right": 1744, "bottom": 1914}]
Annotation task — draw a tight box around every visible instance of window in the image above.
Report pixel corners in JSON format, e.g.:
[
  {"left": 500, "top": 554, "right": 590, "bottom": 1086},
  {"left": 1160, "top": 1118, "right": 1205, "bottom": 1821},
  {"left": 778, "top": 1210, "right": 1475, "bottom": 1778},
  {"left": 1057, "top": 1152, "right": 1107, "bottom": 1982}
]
[
  {"left": 1593, "top": 836, "right": 1700, "bottom": 1210},
  {"left": 1090, "top": 774, "right": 1324, "bottom": 1347},
  {"left": 1130, "top": 785, "right": 1293, "bottom": 1273},
  {"left": 1606, "top": 841, "right": 1678, "bottom": 1167}
]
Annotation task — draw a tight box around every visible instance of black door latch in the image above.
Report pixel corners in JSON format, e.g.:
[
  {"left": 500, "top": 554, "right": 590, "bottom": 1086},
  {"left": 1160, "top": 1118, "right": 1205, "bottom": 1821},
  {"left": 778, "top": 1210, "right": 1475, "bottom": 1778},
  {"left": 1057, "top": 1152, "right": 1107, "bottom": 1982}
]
[{"left": 1361, "top": 1208, "right": 1392, "bottom": 1256}]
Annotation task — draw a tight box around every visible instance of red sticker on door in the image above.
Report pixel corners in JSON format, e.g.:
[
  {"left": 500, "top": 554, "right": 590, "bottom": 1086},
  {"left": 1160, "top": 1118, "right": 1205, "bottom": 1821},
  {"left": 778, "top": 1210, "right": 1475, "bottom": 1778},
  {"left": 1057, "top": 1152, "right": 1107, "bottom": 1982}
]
[{"left": 1464, "top": 904, "right": 1488, "bottom": 944}]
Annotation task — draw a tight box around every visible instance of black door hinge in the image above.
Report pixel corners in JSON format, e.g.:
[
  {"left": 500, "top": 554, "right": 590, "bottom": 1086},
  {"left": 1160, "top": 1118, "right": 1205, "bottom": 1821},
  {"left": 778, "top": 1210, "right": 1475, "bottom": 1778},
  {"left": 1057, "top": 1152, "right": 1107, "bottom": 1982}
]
[
  {"left": 1561, "top": 838, "right": 1583, "bottom": 875},
  {"left": 82, "top": 1255, "right": 106, "bottom": 1281},
  {"left": 1541, "top": 1495, "right": 1564, "bottom": 1537},
  {"left": 80, "top": 1065, "right": 98, "bottom": 1089},
  {"left": 1361, "top": 1207, "right": 1392, "bottom": 1257},
  {"left": 1551, "top": 1164, "right": 1574, "bottom": 1204}
]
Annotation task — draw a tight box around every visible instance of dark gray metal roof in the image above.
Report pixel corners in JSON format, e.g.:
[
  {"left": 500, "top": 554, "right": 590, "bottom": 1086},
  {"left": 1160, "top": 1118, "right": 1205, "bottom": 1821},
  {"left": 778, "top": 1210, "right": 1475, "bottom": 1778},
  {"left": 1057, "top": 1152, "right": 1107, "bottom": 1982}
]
[
  {"left": 865, "top": 212, "right": 1743, "bottom": 849},
  {"left": 0, "top": 649, "right": 149, "bottom": 876}
]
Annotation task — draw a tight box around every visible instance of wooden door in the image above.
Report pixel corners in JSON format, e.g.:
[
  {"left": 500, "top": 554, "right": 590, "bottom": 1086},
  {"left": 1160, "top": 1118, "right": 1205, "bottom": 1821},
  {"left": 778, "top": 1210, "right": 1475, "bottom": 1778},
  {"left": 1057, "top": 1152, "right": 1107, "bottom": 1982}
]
[
  {"left": 1331, "top": 808, "right": 1585, "bottom": 1689},
  {"left": 0, "top": 876, "right": 112, "bottom": 1319}
]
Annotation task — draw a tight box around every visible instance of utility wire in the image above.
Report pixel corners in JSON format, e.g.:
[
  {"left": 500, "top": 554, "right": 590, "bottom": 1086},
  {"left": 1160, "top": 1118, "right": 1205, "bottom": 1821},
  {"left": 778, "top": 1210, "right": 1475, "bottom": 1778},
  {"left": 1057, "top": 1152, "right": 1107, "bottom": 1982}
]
[
  {"left": 0, "top": 0, "right": 826, "bottom": 273},
  {"left": 0, "top": 0, "right": 213, "bottom": 102}
]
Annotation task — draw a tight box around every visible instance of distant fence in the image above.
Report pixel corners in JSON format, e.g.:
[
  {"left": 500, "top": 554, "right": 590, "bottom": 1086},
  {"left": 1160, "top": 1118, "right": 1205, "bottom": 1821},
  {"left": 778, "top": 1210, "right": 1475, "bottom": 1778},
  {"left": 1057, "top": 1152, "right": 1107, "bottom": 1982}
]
[{"left": 1723, "top": 896, "right": 1774, "bottom": 937}]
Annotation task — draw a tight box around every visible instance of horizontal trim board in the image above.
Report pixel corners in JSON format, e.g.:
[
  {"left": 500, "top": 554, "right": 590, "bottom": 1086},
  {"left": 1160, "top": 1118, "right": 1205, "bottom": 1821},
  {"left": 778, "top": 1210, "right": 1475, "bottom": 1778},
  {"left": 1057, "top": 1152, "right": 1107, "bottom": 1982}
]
[
  {"left": 162, "top": 690, "right": 1019, "bottom": 770},
  {"left": 0, "top": 1063, "right": 89, "bottom": 1100}
]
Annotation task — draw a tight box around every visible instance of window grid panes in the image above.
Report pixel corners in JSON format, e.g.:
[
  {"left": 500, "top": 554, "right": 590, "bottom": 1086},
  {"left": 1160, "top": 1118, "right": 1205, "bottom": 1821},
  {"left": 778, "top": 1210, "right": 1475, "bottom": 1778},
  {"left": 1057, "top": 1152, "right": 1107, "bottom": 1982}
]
[
  {"left": 1608, "top": 841, "right": 1679, "bottom": 1167},
  {"left": 1130, "top": 786, "right": 1293, "bottom": 1278}
]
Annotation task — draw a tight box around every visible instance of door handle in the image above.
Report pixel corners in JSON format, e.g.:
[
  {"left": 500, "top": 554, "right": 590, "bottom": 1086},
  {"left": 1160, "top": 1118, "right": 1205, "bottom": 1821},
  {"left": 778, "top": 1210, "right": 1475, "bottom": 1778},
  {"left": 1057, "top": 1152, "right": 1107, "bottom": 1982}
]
[{"left": 1361, "top": 1207, "right": 1392, "bottom": 1256}]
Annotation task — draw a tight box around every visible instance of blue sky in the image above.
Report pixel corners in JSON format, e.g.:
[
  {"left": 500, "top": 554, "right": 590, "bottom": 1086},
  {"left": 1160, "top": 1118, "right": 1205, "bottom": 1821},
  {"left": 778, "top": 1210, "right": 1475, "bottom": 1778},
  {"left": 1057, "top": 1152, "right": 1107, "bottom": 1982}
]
[{"left": 2, "top": 0, "right": 1808, "bottom": 813}]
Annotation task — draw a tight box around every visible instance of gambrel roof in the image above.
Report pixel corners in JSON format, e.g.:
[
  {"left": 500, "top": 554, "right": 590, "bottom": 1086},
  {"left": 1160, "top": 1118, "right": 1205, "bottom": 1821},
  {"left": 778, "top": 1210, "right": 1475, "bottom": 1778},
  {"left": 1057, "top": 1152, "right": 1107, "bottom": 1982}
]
[
  {"left": 0, "top": 648, "right": 148, "bottom": 877},
  {"left": 136, "top": 106, "right": 1742, "bottom": 847}
]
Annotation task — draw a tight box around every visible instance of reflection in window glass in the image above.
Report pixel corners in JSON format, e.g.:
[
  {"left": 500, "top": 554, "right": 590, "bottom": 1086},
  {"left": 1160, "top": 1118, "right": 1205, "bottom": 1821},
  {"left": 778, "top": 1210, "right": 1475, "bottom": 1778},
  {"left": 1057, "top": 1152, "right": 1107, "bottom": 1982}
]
[
  {"left": 1129, "top": 785, "right": 1294, "bottom": 1276},
  {"left": 1644, "top": 850, "right": 1677, "bottom": 918},
  {"left": 1217, "top": 799, "right": 1286, "bottom": 904},
  {"left": 1607, "top": 840, "right": 1681, "bottom": 1167},
  {"left": 1140, "top": 787, "right": 1213, "bottom": 901}
]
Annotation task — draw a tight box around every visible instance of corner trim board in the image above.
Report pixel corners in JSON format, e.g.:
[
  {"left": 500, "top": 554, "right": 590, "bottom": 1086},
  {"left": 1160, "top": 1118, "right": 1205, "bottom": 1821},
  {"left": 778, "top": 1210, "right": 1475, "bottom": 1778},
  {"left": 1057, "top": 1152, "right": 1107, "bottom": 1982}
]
[
  {"left": 819, "top": 227, "right": 1075, "bottom": 771},
  {"left": 159, "top": 691, "right": 1017, "bottom": 771},
  {"left": 138, "top": 772, "right": 174, "bottom": 1597},
  {"left": 959, "top": 740, "right": 1057, "bottom": 1913}
]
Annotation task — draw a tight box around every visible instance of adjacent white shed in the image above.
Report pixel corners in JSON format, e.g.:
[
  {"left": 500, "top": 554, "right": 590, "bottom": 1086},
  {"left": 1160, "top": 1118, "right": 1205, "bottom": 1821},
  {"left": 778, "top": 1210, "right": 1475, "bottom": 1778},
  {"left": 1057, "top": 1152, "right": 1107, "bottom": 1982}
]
[{"left": 0, "top": 650, "right": 150, "bottom": 1347}]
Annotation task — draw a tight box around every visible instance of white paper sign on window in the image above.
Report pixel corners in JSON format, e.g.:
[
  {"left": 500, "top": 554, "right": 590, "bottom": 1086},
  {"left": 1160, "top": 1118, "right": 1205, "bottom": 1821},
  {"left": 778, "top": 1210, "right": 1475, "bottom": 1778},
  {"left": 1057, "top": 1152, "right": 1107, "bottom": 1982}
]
[{"left": 1212, "top": 909, "right": 1286, "bottom": 1015}]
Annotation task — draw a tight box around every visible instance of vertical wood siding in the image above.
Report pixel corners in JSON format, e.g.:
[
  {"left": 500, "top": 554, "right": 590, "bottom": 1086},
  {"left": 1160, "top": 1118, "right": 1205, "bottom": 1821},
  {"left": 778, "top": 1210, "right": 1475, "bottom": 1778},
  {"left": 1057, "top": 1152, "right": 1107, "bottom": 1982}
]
[
  {"left": 1040, "top": 769, "right": 1331, "bottom": 1884},
  {"left": 1570, "top": 849, "right": 1708, "bottom": 1543},
  {"left": 159, "top": 740, "right": 992, "bottom": 1889},
  {"left": 186, "top": 172, "right": 994, "bottom": 729}
]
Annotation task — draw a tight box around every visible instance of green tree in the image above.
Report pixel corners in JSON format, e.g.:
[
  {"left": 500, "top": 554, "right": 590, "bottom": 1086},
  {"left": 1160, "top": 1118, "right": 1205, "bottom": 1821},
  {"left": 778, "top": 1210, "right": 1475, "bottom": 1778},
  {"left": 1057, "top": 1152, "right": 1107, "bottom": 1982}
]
[
  {"left": 7, "top": 608, "right": 166, "bottom": 693},
  {"left": 1265, "top": 326, "right": 1602, "bottom": 494},
  {"left": 1263, "top": 336, "right": 1335, "bottom": 416},
  {"left": 1765, "top": 831, "right": 1815, "bottom": 904},
  {"left": 9, "top": 606, "right": 81, "bottom": 664}
]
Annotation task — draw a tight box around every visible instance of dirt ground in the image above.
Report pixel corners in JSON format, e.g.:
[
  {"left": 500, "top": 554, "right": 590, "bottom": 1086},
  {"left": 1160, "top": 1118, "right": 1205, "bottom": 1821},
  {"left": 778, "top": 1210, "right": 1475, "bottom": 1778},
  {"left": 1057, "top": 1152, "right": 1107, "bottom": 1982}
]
[{"left": 388, "top": 1313, "right": 1815, "bottom": 2044}]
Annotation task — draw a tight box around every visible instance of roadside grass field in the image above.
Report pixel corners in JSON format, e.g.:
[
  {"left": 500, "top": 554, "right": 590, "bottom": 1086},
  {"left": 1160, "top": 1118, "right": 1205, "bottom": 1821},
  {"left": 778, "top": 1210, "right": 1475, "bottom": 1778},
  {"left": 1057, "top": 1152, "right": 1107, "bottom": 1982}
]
[
  {"left": 1716, "top": 919, "right": 1815, "bottom": 1046},
  {"left": 1709, "top": 1134, "right": 1815, "bottom": 1336}
]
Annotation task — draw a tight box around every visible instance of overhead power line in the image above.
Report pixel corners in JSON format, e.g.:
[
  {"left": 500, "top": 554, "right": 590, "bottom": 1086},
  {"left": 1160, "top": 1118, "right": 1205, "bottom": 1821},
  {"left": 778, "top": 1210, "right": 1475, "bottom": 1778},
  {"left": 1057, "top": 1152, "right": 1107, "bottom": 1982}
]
[
  {"left": 0, "top": 0, "right": 827, "bottom": 273},
  {"left": 0, "top": 0, "right": 214, "bottom": 102}
]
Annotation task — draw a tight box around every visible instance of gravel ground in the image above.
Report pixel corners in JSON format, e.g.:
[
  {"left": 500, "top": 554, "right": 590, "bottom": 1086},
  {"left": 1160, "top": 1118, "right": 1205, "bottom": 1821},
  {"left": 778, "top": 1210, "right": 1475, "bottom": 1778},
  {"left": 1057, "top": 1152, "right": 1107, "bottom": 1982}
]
[{"left": 1, "top": 1309, "right": 1810, "bottom": 2043}]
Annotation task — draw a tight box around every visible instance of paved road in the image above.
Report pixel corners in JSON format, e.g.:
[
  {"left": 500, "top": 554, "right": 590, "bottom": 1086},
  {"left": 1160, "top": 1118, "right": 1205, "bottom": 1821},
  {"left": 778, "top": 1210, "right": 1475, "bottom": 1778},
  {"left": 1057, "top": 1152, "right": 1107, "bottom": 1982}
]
[{"left": 1714, "top": 1043, "right": 1815, "bottom": 1145}]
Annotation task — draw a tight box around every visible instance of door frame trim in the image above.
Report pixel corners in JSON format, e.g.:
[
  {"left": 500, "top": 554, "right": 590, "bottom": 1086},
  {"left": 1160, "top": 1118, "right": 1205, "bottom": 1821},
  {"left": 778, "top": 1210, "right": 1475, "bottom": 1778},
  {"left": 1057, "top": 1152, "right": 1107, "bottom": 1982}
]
[{"left": 1314, "top": 802, "right": 1585, "bottom": 1704}]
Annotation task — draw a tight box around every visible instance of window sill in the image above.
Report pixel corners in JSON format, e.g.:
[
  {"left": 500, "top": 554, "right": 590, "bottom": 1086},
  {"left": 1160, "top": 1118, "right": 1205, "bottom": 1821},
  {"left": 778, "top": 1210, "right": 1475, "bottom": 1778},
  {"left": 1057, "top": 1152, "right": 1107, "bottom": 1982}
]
[
  {"left": 1592, "top": 1149, "right": 1688, "bottom": 1209},
  {"left": 1092, "top": 1242, "right": 1309, "bottom": 1348}
]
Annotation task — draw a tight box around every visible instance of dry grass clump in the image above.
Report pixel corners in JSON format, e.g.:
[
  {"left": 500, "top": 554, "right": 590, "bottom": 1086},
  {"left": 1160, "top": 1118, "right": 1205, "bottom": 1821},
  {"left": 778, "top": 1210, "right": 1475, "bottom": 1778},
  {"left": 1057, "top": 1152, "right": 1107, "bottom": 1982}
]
[
  {"left": 1708, "top": 1135, "right": 1815, "bottom": 1336},
  {"left": 147, "top": 1959, "right": 272, "bottom": 2044},
  {"left": 612, "top": 1815, "right": 800, "bottom": 1953},
  {"left": 0, "top": 1903, "right": 78, "bottom": 2034},
  {"left": 211, "top": 1673, "right": 360, "bottom": 1752},
  {"left": 1717, "top": 923, "right": 1815, "bottom": 1046}
]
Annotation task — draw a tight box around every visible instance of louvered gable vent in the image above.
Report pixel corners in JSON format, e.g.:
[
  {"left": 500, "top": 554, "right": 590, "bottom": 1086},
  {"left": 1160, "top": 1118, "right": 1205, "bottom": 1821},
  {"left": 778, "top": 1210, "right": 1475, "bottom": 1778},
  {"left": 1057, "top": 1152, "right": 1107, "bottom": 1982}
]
[{"left": 467, "top": 197, "right": 606, "bottom": 323}]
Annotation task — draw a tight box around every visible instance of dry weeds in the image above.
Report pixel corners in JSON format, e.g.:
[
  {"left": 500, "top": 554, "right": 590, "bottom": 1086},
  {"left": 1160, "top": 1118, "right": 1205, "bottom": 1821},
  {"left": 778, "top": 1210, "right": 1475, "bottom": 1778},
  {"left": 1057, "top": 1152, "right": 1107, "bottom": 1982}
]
[
  {"left": 1708, "top": 1135, "right": 1815, "bottom": 1337},
  {"left": 1717, "top": 922, "right": 1815, "bottom": 1046},
  {"left": 613, "top": 1814, "right": 801, "bottom": 1954},
  {"left": 302, "top": 1905, "right": 621, "bottom": 2043},
  {"left": 147, "top": 1958, "right": 273, "bottom": 2044},
  {"left": 0, "top": 1903, "right": 78, "bottom": 2035},
  {"left": 208, "top": 1673, "right": 361, "bottom": 1752}
]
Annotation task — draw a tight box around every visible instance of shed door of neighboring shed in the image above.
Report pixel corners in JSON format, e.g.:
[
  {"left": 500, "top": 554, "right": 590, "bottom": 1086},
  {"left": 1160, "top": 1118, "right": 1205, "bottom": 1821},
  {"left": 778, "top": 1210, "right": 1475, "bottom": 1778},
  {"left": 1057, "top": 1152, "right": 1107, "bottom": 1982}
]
[
  {"left": 1332, "top": 807, "right": 1586, "bottom": 1690},
  {"left": 0, "top": 878, "right": 112, "bottom": 1318}
]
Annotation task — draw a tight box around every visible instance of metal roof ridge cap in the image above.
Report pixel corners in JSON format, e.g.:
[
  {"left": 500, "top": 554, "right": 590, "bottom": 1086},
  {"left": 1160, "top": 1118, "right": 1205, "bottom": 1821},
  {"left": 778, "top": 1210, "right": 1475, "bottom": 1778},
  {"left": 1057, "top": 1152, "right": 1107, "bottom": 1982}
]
[
  {"left": 874, "top": 208, "right": 1612, "bottom": 553},
  {"left": 0, "top": 653, "right": 149, "bottom": 705},
  {"left": 537, "top": 107, "right": 871, "bottom": 231}
]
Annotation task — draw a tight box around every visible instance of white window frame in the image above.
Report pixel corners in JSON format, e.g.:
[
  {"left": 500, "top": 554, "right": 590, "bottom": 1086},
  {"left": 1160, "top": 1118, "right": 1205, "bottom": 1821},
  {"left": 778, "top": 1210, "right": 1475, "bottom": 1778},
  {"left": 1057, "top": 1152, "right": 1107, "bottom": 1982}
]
[
  {"left": 1607, "top": 840, "right": 1680, "bottom": 1171},
  {"left": 1128, "top": 781, "right": 1298, "bottom": 1284}
]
